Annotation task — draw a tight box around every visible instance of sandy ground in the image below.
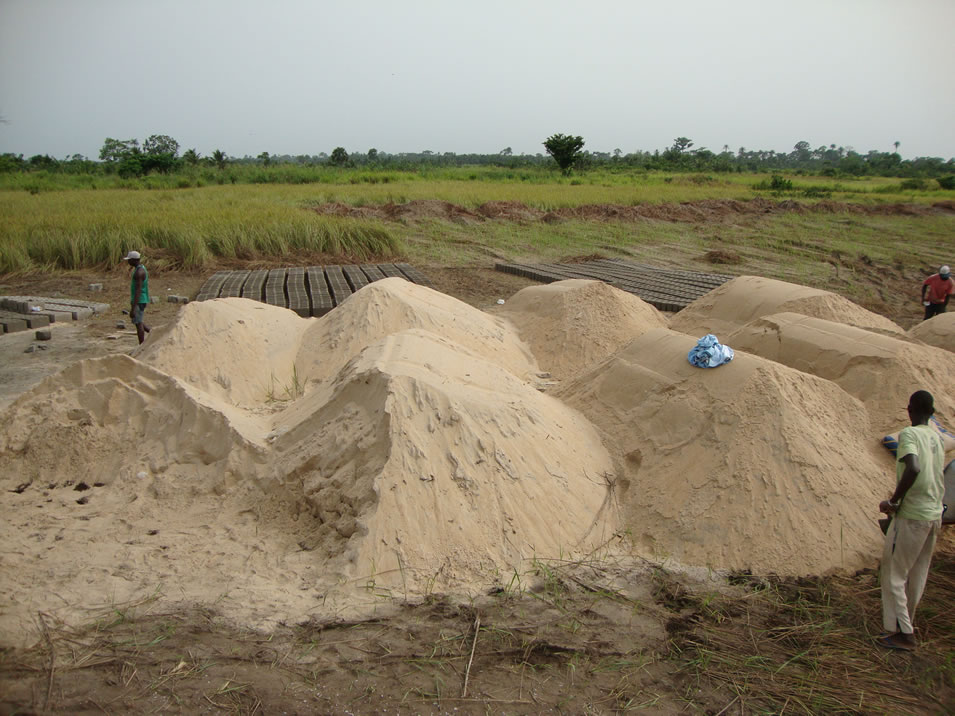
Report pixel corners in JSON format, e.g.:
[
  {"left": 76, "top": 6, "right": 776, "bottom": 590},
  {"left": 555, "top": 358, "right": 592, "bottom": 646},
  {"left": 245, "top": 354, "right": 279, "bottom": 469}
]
[{"left": 1, "top": 262, "right": 953, "bottom": 715}]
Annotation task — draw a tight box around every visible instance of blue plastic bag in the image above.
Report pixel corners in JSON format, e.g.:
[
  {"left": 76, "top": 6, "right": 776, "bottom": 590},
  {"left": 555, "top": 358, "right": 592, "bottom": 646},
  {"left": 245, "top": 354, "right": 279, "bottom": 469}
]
[{"left": 688, "top": 334, "right": 734, "bottom": 368}]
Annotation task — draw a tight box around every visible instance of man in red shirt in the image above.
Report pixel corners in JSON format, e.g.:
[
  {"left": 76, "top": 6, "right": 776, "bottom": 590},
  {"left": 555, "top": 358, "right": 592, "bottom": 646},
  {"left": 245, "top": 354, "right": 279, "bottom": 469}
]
[{"left": 921, "top": 265, "right": 954, "bottom": 321}]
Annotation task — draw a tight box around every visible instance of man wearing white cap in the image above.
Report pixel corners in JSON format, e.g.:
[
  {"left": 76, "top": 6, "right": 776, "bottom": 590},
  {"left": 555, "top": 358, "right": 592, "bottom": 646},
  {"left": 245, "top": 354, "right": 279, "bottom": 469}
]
[
  {"left": 124, "top": 250, "right": 151, "bottom": 343},
  {"left": 921, "top": 265, "right": 954, "bottom": 321}
]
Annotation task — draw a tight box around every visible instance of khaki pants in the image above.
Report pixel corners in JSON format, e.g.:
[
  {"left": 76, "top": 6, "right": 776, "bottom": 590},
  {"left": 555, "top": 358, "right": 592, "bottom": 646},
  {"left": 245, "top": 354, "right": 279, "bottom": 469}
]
[{"left": 881, "top": 516, "right": 940, "bottom": 634}]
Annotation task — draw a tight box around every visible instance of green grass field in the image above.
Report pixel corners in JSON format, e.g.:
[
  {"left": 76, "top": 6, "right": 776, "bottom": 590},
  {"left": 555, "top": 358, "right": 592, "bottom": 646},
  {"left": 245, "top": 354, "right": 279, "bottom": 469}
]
[{"left": 0, "top": 171, "right": 952, "bottom": 278}]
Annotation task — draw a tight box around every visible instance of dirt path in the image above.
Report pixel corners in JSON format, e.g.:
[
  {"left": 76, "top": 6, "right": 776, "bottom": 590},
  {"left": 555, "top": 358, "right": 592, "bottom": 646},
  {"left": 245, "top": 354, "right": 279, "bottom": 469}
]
[{"left": 310, "top": 197, "right": 955, "bottom": 224}]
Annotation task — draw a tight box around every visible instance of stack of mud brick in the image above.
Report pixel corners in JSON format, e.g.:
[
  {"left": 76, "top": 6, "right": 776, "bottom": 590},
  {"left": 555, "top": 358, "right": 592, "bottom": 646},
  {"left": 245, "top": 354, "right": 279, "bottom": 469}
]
[
  {"left": 194, "top": 264, "right": 433, "bottom": 318},
  {"left": 0, "top": 296, "right": 110, "bottom": 335}
]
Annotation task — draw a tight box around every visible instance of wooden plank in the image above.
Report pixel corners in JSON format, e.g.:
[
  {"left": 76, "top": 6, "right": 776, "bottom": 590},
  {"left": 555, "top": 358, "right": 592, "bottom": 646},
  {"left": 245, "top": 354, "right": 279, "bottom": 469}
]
[
  {"left": 265, "top": 269, "right": 287, "bottom": 307},
  {"left": 306, "top": 267, "right": 334, "bottom": 317}
]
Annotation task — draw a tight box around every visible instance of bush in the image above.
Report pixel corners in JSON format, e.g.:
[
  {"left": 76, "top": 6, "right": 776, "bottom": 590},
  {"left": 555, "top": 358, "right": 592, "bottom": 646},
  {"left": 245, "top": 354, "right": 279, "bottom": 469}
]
[
  {"left": 936, "top": 175, "right": 955, "bottom": 190},
  {"left": 753, "top": 174, "right": 793, "bottom": 192},
  {"left": 899, "top": 178, "right": 928, "bottom": 191}
]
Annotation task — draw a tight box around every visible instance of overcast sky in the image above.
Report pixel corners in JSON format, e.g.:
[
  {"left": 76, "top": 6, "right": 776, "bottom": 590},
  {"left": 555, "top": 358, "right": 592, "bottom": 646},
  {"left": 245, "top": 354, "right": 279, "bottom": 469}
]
[{"left": 1, "top": 0, "right": 953, "bottom": 161}]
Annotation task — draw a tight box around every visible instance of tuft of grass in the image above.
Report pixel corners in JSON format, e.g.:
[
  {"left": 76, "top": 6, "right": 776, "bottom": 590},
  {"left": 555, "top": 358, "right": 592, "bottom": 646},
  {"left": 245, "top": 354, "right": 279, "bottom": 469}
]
[{"left": 0, "top": 185, "right": 400, "bottom": 273}]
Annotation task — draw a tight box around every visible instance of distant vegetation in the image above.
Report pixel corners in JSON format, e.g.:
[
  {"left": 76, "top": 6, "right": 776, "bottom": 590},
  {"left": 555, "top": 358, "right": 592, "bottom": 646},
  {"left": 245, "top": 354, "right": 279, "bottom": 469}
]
[
  {"left": 0, "top": 133, "right": 952, "bottom": 276},
  {"left": 1, "top": 135, "right": 953, "bottom": 188}
]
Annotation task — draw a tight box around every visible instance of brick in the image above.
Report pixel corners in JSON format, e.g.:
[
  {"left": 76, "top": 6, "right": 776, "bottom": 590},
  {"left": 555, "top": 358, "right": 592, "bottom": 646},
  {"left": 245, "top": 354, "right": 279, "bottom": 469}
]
[
  {"left": 1, "top": 317, "right": 27, "bottom": 333},
  {"left": 264, "top": 269, "right": 287, "bottom": 307},
  {"left": 342, "top": 265, "right": 370, "bottom": 292},
  {"left": 287, "top": 267, "right": 309, "bottom": 317},
  {"left": 195, "top": 271, "right": 230, "bottom": 301},
  {"left": 324, "top": 265, "right": 352, "bottom": 307}
]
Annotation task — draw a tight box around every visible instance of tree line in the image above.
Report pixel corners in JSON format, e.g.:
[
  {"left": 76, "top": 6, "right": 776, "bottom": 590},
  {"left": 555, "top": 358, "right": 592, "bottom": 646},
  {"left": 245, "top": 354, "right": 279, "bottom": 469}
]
[{"left": 1, "top": 133, "right": 953, "bottom": 180}]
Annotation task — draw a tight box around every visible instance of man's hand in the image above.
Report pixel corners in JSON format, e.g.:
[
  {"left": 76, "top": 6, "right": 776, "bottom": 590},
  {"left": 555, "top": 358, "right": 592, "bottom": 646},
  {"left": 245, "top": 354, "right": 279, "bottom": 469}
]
[{"left": 880, "top": 500, "right": 898, "bottom": 515}]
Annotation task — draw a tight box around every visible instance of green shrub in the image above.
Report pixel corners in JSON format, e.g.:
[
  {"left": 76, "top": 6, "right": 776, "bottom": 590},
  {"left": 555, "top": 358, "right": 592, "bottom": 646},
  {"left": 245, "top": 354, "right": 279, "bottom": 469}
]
[
  {"left": 936, "top": 175, "right": 955, "bottom": 190},
  {"left": 899, "top": 178, "right": 928, "bottom": 191}
]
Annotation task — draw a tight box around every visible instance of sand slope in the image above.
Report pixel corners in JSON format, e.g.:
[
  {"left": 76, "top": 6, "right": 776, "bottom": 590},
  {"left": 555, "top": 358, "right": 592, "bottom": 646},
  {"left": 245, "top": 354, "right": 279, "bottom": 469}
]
[
  {"left": 134, "top": 297, "right": 309, "bottom": 410},
  {"left": 496, "top": 279, "right": 668, "bottom": 380},
  {"left": 908, "top": 312, "right": 955, "bottom": 354},
  {"left": 557, "top": 328, "right": 888, "bottom": 576},
  {"left": 0, "top": 280, "right": 612, "bottom": 647},
  {"left": 671, "top": 275, "right": 904, "bottom": 338},
  {"left": 294, "top": 278, "right": 539, "bottom": 387},
  {"left": 726, "top": 312, "right": 955, "bottom": 437}
]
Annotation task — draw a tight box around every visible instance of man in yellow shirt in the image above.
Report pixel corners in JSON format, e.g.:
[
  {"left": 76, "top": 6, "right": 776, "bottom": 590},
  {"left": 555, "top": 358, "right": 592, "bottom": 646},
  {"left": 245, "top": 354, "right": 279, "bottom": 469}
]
[{"left": 878, "top": 390, "right": 946, "bottom": 650}]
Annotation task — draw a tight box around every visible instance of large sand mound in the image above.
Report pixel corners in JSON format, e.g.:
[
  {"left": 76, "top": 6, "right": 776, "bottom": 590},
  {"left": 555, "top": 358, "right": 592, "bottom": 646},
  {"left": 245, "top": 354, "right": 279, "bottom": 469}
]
[
  {"left": 670, "top": 275, "right": 904, "bottom": 338},
  {"left": 908, "top": 312, "right": 955, "bottom": 354},
  {"left": 0, "top": 280, "right": 612, "bottom": 647},
  {"left": 134, "top": 297, "right": 308, "bottom": 410},
  {"left": 557, "top": 328, "right": 887, "bottom": 576},
  {"left": 293, "top": 278, "right": 539, "bottom": 387},
  {"left": 726, "top": 312, "right": 955, "bottom": 437},
  {"left": 496, "top": 279, "right": 668, "bottom": 380}
]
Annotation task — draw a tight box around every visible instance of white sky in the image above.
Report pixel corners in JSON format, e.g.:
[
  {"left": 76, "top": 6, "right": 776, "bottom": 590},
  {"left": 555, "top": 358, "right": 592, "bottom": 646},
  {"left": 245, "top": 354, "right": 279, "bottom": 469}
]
[{"left": 1, "top": 0, "right": 953, "bottom": 160}]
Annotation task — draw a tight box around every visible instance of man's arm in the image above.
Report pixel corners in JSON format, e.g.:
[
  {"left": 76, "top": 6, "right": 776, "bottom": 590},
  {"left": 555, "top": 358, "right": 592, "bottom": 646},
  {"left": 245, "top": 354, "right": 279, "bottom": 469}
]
[
  {"left": 921, "top": 280, "right": 930, "bottom": 302},
  {"left": 132, "top": 266, "right": 144, "bottom": 306},
  {"left": 880, "top": 453, "right": 920, "bottom": 514}
]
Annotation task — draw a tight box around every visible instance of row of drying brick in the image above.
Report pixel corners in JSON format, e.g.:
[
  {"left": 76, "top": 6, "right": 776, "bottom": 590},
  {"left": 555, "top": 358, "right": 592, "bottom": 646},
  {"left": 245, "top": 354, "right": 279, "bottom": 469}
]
[
  {"left": 195, "top": 264, "right": 433, "bottom": 317},
  {"left": 494, "top": 260, "right": 732, "bottom": 312}
]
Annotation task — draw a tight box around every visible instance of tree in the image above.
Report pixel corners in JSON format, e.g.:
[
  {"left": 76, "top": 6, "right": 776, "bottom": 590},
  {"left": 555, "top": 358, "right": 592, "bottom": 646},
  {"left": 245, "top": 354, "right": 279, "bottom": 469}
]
[
  {"left": 99, "top": 137, "right": 139, "bottom": 163},
  {"left": 28, "top": 154, "right": 59, "bottom": 170},
  {"left": 329, "top": 147, "right": 350, "bottom": 166},
  {"left": 212, "top": 149, "right": 227, "bottom": 170},
  {"left": 183, "top": 148, "right": 200, "bottom": 166},
  {"left": 671, "top": 137, "right": 694, "bottom": 153},
  {"left": 499, "top": 147, "right": 513, "bottom": 156},
  {"left": 543, "top": 133, "right": 585, "bottom": 175},
  {"left": 367, "top": 148, "right": 379, "bottom": 162},
  {"left": 143, "top": 134, "right": 179, "bottom": 157},
  {"left": 258, "top": 151, "right": 271, "bottom": 166}
]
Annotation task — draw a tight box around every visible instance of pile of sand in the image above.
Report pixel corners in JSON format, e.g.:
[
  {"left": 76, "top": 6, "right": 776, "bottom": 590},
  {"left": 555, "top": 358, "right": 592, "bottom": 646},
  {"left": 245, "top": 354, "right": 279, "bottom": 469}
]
[
  {"left": 557, "top": 328, "right": 889, "bottom": 575},
  {"left": 4, "top": 273, "right": 950, "bottom": 648},
  {"left": 725, "top": 312, "right": 955, "bottom": 437},
  {"left": 134, "top": 297, "right": 308, "bottom": 410},
  {"left": 0, "top": 279, "right": 613, "bottom": 646},
  {"left": 495, "top": 279, "right": 668, "bottom": 380},
  {"left": 671, "top": 276, "right": 904, "bottom": 338},
  {"left": 908, "top": 312, "right": 955, "bottom": 354}
]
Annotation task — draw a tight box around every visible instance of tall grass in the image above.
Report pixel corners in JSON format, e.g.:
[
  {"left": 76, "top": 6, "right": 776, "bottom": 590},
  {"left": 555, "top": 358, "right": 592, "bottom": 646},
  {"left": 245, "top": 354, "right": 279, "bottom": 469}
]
[
  {"left": 0, "top": 185, "right": 400, "bottom": 273},
  {"left": 3, "top": 166, "right": 948, "bottom": 204},
  {"left": 1, "top": 174, "right": 950, "bottom": 274}
]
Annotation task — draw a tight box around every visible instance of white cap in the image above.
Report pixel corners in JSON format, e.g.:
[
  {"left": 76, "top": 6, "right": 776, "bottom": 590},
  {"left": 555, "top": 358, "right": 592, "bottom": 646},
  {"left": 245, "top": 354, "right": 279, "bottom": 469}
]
[
  {"left": 941, "top": 265, "right": 951, "bottom": 277},
  {"left": 123, "top": 250, "right": 141, "bottom": 261}
]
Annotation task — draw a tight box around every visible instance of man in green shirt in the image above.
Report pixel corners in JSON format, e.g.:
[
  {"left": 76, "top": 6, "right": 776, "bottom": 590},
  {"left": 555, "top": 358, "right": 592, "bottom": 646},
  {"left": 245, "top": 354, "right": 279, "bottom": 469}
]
[
  {"left": 878, "top": 390, "right": 946, "bottom": 650},
  {"left": 124, "top": 250, "right": 150, "bottom": 344}
]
